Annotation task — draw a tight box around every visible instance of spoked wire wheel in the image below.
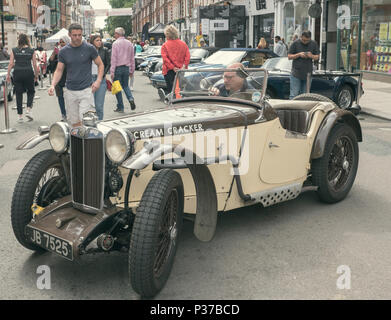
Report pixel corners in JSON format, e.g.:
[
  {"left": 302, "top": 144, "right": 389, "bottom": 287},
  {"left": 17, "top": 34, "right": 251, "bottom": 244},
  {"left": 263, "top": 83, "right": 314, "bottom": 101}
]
[
  {"left": 11, "top": 150, "right": 69, "bottom": 250},
  {"left": 312, "top": 124, "right": 359, "bottom": 203},
  {"left": 154, "top": 189, "right": 179, "bottom": 278},
  {"left": 327, "top": 136, "right": 355, "bottom": 191},
  {"left": 129, "top": 169, "right": 184, "bottom": 298}
]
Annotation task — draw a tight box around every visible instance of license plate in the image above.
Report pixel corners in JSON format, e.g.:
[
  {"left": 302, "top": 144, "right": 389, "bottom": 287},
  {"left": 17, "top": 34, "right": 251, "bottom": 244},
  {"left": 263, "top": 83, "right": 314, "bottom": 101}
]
[{"left": 25, "top": 226, "right": 73, "bottom": 261}]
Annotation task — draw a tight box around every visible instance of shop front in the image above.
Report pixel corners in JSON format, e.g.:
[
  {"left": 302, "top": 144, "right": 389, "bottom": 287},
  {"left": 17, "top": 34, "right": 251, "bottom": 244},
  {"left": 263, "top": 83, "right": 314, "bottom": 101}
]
[
  {"left": 250, "top": 0, "right": 275, "bottom": 48},
  {"left": 276, "top": 0, "right": 319, "bottom": 48},
  {"left": 361, "top": 0, "right": 391, "bottom": 79},
  {"left": 326, "top": 0, "right": 391, "bottom": 81}
]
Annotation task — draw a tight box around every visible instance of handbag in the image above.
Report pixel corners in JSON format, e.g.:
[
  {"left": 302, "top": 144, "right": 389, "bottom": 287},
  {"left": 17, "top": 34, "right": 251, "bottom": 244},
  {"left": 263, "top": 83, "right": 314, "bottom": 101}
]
[
  {"left": 111, "top": 80, "right": 122, "bottom": 95},
  {"left": 106, "top": 79, "right": 112, "bottom": 91}
]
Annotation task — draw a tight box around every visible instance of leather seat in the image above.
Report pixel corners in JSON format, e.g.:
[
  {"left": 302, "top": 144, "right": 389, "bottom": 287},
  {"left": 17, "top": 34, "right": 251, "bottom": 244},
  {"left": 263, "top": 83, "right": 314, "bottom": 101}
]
[{"left": 276, "top": 109, "right": 310, "bottom": 134}]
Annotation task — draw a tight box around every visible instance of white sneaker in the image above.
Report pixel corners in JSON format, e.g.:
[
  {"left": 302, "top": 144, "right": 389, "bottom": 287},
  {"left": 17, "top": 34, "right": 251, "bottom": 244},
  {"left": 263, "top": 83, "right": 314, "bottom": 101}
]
[
  {"left": 18, "top": 117, "right": 23, "bottom": 123},
  {"left": 26, "top": 110, "right": 33, "bottom": 121},
  {"left": 61, "top": 115, "right": 67, "bottom": 122}
]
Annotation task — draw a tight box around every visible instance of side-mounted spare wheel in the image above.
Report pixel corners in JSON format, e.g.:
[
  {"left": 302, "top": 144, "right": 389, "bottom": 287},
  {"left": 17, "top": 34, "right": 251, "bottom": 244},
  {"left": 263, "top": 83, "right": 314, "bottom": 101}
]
[
  {"left": 129, "top": 169, "right": 184, "bottom": 298},
  {"left": 311, "top": 124, "right": 359, "bottom": 203},
  {"left": 11, "top": 149, "right": 70, "bottom": 251},
  {"left": 293, "top": 93, "right": 336, "bottom": 105}
]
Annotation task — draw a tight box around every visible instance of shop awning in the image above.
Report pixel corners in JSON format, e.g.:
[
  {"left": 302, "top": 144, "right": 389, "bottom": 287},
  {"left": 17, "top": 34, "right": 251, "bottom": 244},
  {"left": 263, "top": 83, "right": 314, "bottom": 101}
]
[{"left": 148, "top": 23, "right": 165, "bottom": 34}]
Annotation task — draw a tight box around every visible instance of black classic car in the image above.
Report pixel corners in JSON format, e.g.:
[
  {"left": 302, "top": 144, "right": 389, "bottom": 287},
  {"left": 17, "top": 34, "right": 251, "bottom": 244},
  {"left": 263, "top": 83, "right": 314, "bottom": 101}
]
[
  {"left": 143, "top": 47, "right": 220, "bottom": 77},
  {"left": 151, "top": 48, "right": 278, "bottom": 95},
  {"left": 135, "top": 46, "right": 162, "bottom": 70},
  {"left": 260, "top": 57, "right": 364, "bottom": 109}
]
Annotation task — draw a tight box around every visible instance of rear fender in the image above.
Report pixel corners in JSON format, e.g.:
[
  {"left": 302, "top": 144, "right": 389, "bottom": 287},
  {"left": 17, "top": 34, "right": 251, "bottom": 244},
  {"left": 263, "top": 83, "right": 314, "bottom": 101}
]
[{"left": 311, "top": 109, "right": 362, "bottom": 160}]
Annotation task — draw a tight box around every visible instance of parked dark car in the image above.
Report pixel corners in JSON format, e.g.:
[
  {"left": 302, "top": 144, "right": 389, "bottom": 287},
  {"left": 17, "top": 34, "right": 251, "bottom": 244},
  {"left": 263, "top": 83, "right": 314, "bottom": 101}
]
[
  {"left": 258, "top": 57, "right": 363, "bottom": 109},
  {"left": 143, "top": 47, "right": 220, "bottom": 77},
  {"left": 0, "top": 60, "right": 14, "bottom": 102},
  {"left": 135, "top": 46, "right": 161, "bottom": 70},
  {"left": 150, "top": 48, "right": 278, "bottom": 95}
]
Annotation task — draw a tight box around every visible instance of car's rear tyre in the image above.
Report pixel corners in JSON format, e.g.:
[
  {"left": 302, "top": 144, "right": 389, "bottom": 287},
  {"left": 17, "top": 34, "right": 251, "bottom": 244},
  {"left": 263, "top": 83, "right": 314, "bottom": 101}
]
[
  {"left": 129, "top": 169, "right": 184, "bottom": 298},
  {"left": 312, "top": 124, "right": 359, "bottom": 203},
  {"left": 11, "top": 150, "right": 69, "bottom": 251},
  {"left": 293, "top": 93, "right": 335, "bottom": 104},
  {"left": 336, "top": 85, "right": 354, "bottom": 109}
]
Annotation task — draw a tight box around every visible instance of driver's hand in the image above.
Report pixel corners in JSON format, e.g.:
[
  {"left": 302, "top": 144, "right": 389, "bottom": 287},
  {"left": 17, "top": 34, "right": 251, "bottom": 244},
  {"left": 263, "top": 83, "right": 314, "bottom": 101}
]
[{"left": 210, "top": 87, "right": 220, "bottom": 96}]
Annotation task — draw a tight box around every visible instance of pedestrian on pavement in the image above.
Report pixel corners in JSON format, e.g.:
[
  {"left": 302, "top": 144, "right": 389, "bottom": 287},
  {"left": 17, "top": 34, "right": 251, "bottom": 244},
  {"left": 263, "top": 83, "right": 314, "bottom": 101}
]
[
  {"left": 6, "top": 33, "right": 39, "bottom": 123},
  {"left": 110, "top": 27, "right": 136, "bottom": 112},
  {"left": 160, "top": 25, "right": 190, "bottom": 99},
  {"left": 135, "top": 41, "right": 143, "bottom": 53},
  {"left": 48, "top": 23, "right": 104, "bottom": 127},
  {"left": 90, "top": 33, "right": 111, "bottom": 120},
  {"left": 49, "top": 35, "right": 69, "bottom": 121},
  {"left": 289, "top": 34, "right": 299, "bottom": 47},
  {"left": 257, "top": 38, "right": 268, "bottom": 49},
  {"left": 274, "top": 36, "right": 287, "bottom": 57},
  {"left": 143, "top": 40, "right": 150, "bottom": 51},
  {"left": 288, "top": 31, "right": 319, "bottom": 99},
  {"left": 36, "top": 46, "right": 47, "bottom": 78},
  {"left": 0, "top": 43, "right": 9, "bottom": 60}
]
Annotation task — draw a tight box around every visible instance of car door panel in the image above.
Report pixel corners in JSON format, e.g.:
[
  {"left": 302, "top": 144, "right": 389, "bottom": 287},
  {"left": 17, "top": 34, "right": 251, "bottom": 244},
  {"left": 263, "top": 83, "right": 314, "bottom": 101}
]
[{"left": 259, "top": 120, "right": 311, "bottom": 184}]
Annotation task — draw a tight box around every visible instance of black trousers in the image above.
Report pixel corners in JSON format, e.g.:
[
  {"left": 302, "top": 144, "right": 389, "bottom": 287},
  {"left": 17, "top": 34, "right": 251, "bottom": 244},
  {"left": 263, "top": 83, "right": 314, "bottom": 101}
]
[
  {"left": 14, "top": 69, "right": 35, "bottom": 115},
  {"left": 164, "top": 69, "right": 176, "bottom": 94}
]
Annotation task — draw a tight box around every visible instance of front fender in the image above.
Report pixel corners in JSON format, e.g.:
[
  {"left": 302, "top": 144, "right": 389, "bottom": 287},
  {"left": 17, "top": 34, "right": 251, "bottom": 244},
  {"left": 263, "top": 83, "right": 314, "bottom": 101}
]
[
  {"left": 16, "top": 133, "right": 49, "bottom": 150},
  {"left": 122, "top": 141, "right": 218, "bottom": 242},
  {"left": 311, "top": 109, "right": 362, "bottom": 160}
]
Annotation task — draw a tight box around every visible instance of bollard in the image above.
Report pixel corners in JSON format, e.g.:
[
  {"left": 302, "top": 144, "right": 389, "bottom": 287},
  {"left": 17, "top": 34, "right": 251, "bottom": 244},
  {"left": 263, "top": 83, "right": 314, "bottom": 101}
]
[
  {"left": 0, "top": 80, "right": 17, "bottom": 134},
  {"left": 47, "top": 68, "right": 52, "bottom": 88},
  {"left": 306, "top": 73, "right": 312, "bottom": 94},
  {"left": 38, "top": 64, "right": 46, "bottom": 91}
]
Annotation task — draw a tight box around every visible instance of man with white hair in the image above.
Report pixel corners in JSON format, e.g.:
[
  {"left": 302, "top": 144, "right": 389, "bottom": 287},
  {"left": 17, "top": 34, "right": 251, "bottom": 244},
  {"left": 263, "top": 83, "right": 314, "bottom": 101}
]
[{"left": 110, "top": 27, "right": 136, "bottom": 112}]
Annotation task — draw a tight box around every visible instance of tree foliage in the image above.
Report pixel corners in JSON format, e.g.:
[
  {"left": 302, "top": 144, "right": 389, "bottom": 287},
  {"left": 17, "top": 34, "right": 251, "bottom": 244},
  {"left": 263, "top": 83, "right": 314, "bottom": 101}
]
[{"left": 105, "top": 0, "right": 136, "bottom": 37}]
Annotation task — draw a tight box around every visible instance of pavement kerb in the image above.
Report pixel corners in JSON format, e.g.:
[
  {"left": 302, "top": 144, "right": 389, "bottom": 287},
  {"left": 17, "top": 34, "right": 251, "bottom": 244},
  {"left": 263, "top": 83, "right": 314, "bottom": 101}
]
[{"left": 360, "top": 109, "right": 391, "bottom": 122}]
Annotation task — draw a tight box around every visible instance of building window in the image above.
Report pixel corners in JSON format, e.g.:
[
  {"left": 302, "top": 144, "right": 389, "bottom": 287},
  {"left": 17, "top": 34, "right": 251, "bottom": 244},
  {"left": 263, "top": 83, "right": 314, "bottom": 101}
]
[{"left": 255, "top": 0, "right": 267, "bottom": 11}]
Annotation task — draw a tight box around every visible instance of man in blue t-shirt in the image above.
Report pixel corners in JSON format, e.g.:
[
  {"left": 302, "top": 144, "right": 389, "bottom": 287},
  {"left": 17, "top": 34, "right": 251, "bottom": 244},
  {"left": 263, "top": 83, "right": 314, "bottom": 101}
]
[{"left": 48, "top": 23, "right": 104, "bottom": 127}]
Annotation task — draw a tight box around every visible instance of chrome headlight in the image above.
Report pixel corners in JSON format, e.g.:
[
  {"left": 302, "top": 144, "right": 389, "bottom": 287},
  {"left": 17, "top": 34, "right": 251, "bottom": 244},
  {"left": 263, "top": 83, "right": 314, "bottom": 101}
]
[
  {"left": 105, "top": 129, "right": 133, "bottom": 164},
  {"left": 49, "top": 122, "right": 69, "bottom": 153}
]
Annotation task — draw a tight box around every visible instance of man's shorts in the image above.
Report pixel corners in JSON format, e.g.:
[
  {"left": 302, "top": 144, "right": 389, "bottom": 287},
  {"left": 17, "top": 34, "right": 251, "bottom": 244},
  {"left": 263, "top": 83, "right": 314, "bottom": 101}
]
[{"left": 63, "top": 87, "right": 95, "bottom": 125}]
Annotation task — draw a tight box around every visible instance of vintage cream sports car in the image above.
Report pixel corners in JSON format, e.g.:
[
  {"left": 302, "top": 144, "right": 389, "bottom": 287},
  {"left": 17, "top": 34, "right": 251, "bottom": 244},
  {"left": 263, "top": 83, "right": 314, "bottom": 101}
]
[{"left": 11, "top": 68, "right": 362, "bottom": 298}]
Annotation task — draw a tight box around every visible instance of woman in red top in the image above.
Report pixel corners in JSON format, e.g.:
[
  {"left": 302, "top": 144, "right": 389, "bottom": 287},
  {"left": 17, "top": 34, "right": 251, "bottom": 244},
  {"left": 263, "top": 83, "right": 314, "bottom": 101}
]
[{"left": 161, "top": 25, "right": 190, "bottom": 96}]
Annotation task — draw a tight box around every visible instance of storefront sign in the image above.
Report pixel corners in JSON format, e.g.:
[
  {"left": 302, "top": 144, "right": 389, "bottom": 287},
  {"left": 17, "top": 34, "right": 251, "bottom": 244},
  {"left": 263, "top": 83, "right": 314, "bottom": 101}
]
[
  {"left": 209, "top": 20, "right": 229, "bottom": 31},
  {"left": 190, "top": 22, "right": 197, "bottom": 34},
  {"left": 379, "top": 23, "right": 389, "bottom": 41},
  {"left": 201, "top": 19, "right": 210, "bottom": 35}
]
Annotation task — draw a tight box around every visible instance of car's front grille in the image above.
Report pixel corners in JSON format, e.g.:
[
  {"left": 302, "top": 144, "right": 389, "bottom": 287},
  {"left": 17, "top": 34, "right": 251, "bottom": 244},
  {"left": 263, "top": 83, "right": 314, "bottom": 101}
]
[{"left": 70, "top": 128, "right": 104, "bottom": 212}]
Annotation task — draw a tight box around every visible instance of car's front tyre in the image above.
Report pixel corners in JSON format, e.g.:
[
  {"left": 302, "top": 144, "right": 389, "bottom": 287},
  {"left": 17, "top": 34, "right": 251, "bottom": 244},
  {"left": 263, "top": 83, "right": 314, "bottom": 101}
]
[
  {"left": 11, "top": 150, "right": 69, "bottom": 251},
  {"left": 129, "top": 169, "right": 184, "bottom": 298},
  {"left": 312, "top": 124, "right": 359, "bottom": 203}
]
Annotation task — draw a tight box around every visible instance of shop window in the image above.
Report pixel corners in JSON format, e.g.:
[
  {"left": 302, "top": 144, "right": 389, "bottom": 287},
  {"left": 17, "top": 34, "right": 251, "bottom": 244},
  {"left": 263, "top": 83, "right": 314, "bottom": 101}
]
[
  {"left": 361, "top": 1, "right": 391, "bottom": 74},
  {"left": 284, "top": 2, "right": 295, "bottom": 45}
]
